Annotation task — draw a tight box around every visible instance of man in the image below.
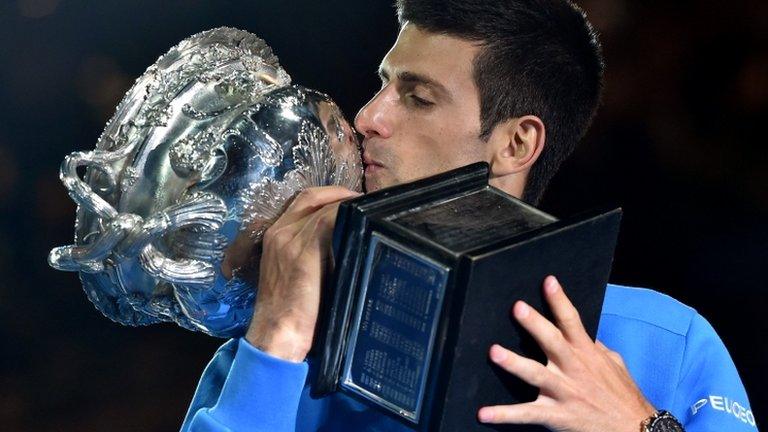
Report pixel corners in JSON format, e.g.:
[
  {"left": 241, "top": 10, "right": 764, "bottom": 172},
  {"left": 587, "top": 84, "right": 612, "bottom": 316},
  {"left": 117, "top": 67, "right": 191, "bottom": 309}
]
[{"left": 182, "top": 1, "right": 756, "bottom": 431}]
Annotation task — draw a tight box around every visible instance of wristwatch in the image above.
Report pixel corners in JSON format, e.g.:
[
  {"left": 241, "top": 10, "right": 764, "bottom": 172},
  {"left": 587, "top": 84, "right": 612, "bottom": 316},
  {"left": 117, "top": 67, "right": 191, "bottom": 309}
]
[{"left": 641, "top": 410, "right": 685, "bottom": 432}]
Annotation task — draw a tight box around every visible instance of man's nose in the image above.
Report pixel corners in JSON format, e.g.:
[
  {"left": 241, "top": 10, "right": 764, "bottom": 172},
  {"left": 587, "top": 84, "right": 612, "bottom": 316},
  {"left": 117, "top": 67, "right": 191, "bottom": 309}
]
[{"left": 354, "top": 87, "right": 394, "bottom": 140}]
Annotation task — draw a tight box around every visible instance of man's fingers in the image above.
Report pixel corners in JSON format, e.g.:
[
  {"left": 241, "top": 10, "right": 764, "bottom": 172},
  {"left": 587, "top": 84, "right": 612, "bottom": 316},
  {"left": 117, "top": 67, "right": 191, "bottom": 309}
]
[
  {"left": 542, "top": 276, "right": 593, "bottom": 348},
  {"left": 264, "top": 201, "right": 339, "bottom": 259},
  {"left": 303, "top": 203, "right": 341, "bottom": 252},
  {"left": 478, "top": 402, "right": 552, "bottom": 425},
  {"left": 488, "top": 344, "right": 563, "bottom": 393},
  {"left": 286, "top": 202, "right": 341, "bottom": 259},
  {"left": 512, "top": 301, "right": 573, "bottom": 365},
  {"left": 272, "top": 186, "right": 360, "bottom": 230}
]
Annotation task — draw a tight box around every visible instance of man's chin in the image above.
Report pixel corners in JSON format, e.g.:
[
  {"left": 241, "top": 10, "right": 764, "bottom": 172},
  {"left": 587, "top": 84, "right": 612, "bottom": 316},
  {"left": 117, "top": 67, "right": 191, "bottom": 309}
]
[
  {"left": 362, "top": 175, "right": 392, "bottom": 193},
  {"left": 362, "top": 179, "right": 379, "bottom": 194},
  {"left": 364, "top": 169, "right": 420, "bottom": 193},
  {"left": 363, "top": 168, "right": 387, "bottom": 193}
]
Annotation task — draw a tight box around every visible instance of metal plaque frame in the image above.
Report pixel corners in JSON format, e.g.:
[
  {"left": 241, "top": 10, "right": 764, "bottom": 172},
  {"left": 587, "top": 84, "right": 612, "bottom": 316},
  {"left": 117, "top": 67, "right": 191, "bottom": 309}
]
[{"left": 340, "top": 232, "right": 450, "bottom": 423}]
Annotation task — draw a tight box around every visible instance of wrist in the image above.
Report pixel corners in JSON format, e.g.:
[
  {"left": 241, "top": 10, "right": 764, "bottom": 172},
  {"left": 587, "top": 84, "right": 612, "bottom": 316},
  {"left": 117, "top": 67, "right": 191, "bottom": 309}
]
[{"left": 245, "top": 314, "right": 314, "bottom": 362}]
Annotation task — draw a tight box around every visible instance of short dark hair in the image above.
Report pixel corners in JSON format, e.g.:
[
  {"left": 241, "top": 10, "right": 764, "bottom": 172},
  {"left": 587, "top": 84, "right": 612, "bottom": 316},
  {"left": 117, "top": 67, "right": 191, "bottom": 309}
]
[{"left": 395, "top": 0, "right": 604, "bottom": 204}]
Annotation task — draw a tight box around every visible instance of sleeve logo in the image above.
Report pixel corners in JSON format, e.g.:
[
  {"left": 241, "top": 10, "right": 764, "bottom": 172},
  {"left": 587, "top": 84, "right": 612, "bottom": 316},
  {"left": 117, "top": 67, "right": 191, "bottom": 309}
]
[{"left": 690, "top": 395, "right": 756, "bottom": 428}]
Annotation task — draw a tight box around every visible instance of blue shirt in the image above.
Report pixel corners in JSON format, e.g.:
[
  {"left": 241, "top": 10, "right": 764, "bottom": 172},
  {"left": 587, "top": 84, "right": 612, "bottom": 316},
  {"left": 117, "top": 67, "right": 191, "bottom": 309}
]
[{"left": 181, "top": 285, "right": 758, "bottom": 431}]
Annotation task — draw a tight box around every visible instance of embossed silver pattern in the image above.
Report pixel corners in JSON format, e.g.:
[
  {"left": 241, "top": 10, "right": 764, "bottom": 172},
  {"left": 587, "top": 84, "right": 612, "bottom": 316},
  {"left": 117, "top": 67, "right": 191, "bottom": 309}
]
[{"left": 48, "top": 27, "right": 363, "bottom": 337}]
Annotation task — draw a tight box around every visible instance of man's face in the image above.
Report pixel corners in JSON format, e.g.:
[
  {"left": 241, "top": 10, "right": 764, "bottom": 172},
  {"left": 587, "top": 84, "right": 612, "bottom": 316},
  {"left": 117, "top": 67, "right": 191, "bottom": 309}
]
[{"left": 355, "top": 23, "right": 490, "bottom": 192}]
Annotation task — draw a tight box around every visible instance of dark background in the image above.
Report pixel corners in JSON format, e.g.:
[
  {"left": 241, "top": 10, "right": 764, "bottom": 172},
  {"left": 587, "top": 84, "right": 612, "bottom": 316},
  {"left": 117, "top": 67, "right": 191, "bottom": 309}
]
[{"left": 0, "top": 0, "right": 765, "bottom": 430}]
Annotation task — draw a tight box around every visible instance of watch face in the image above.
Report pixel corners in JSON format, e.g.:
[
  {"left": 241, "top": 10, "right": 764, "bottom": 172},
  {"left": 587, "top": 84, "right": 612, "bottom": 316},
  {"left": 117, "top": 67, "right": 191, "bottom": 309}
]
[{"left": 650, "top": 414, "right": 684, "bottom": 432}]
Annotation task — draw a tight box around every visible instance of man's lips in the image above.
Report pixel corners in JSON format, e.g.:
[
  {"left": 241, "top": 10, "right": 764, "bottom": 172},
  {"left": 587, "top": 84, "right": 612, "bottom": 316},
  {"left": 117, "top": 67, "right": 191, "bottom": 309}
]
[
  {"left": 362, "top": 153, "right": 384, "bottom": 168},
  {"left": 363, "top": 153, "right": 385, "bottom": 175}
]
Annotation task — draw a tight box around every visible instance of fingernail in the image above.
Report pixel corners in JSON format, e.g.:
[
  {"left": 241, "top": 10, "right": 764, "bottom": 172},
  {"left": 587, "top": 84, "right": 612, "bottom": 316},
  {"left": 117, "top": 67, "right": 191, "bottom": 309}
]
[
  {"left": 478, "top": 407, "right": 494, "bottom": 422},
  {"left": 514, "top": 301, "right": 530, "bottom": 319},
  {"left": 490, "top": 344, "right": 508, "bottom": 362},
  {"left": 544, "top": 276, "right": 559, "bottom": 294}
]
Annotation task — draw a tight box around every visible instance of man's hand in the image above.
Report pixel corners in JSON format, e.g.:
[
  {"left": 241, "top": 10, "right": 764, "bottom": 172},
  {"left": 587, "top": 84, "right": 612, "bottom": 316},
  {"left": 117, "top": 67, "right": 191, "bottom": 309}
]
[
  {"left": 478, "top": 276, "right": 656, "bottom": 432},
  {"left": 244, "top": 186, "right": 360, "bottom": 362}
]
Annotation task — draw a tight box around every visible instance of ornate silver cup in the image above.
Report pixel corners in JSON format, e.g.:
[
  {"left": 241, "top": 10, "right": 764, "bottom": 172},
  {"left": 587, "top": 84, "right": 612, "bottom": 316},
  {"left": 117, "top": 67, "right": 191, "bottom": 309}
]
[{"left": 48, "top": 27, "right": 363, "bottom": 337}]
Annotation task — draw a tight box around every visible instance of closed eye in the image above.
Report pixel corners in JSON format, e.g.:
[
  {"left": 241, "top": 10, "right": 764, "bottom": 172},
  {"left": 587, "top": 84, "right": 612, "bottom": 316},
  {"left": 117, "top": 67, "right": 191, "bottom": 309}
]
[{"left": 408, "top": 94, "right": 434, "bottom": 108}]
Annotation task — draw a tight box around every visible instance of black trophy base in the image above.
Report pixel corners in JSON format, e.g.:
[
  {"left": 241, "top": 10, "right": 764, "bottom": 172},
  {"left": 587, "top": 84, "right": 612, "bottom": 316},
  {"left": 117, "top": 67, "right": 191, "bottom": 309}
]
[{"left": 315, "top": 163, "right": 621, "bottom": 432}]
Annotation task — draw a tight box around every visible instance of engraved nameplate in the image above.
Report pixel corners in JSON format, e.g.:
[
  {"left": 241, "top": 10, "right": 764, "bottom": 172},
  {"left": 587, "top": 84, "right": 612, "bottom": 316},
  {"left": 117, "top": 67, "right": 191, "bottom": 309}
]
[{"left": 341, "top": 233, "right": 450, "bottom": 423}]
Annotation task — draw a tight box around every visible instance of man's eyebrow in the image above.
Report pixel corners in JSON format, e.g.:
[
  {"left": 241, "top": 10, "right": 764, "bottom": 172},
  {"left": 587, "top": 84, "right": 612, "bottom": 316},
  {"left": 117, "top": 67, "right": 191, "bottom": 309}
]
[{"left": 377, "top": 67, "right": 451, "bottom": 100}]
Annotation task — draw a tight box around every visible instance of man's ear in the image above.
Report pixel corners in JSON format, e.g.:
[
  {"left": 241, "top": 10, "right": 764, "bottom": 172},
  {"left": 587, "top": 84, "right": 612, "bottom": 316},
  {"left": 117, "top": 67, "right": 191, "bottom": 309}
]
[{"left": 486, "top": 115, "right": 546, "bottom": 177}]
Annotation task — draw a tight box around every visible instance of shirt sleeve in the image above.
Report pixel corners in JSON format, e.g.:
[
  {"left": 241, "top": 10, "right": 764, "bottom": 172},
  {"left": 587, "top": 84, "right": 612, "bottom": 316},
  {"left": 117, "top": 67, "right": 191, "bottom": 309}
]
[
  {"left": 181, "top": 337, "right": 309, "bottom": 432},
  {"left": 670, "top": 313, "right": 758, "bottom": 431}
]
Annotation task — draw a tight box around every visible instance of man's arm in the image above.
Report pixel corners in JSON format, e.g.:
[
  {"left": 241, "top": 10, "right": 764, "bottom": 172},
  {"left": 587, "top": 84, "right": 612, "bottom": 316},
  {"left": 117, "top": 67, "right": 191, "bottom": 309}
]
[
  {"left": 182, "top": 186, "right": 358, "bottom": 431},
  {"left": 181, "top": 338, "right": 309, "bottom": 432},
  {"left": 670, "top": 313, "right": 757, "bottom": 431},
  {"left": 245, "top": 186, "right": 360, "bottom": 362}
]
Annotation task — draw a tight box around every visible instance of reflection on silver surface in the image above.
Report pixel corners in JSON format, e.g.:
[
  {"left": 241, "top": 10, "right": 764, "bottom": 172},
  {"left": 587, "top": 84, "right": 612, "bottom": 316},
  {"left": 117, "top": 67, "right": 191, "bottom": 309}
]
[{"left": 48, "top": 27, "right": 363, "bottom": 337}]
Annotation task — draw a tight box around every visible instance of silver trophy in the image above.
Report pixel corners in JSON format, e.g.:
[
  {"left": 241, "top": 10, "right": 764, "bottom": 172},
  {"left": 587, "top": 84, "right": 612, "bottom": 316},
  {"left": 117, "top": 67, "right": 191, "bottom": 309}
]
[{"left": 48, "top": 27, "right": 363, "bottom": 337}]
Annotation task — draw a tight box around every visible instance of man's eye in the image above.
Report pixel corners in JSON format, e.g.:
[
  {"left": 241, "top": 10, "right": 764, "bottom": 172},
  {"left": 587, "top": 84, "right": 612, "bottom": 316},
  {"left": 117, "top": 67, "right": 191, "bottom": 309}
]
[{"left": 408, "top": 94, "right": 434, "bottom": 108}]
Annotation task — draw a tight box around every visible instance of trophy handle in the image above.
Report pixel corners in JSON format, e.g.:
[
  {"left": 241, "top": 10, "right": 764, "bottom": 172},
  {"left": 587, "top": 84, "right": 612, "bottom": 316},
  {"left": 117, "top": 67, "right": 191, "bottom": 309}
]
[
  {"left": 48, "top": 213, "right": 143, "bottom": 273},
  {"left": 134, "top": 192, "right": 227, "bottom": 286},
  {"left": 139, "top": 245, "right": 216, "bottom": 286},
  {"left": 50, "top": 170, "right": 228, "bottom": 288},
  {"left": 58, "top": 124, "right": 140, "bottom": 219},
  {"left": 49, "top": 132, "right": 141, "bottom": 271}
]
